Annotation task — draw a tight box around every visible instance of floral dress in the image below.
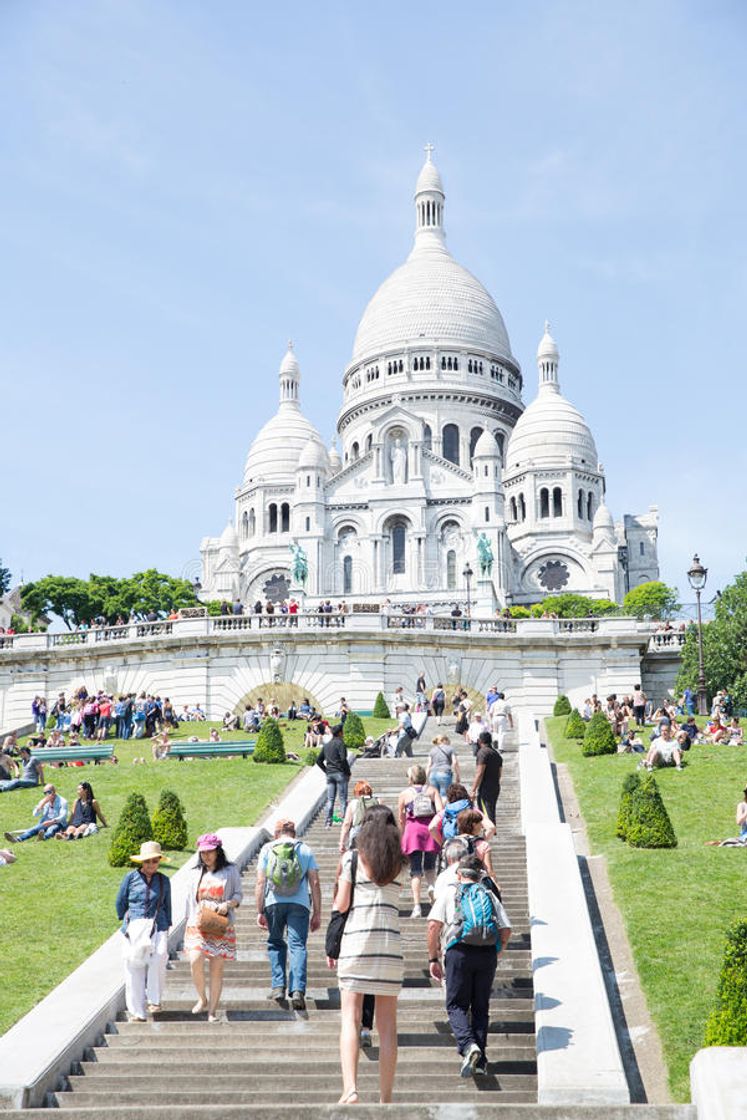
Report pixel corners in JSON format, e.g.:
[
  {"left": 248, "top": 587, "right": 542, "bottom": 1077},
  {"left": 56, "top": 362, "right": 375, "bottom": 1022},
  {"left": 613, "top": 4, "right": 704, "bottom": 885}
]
[{"left": 184, "top": 865, "right": 243, "bottom": 959}]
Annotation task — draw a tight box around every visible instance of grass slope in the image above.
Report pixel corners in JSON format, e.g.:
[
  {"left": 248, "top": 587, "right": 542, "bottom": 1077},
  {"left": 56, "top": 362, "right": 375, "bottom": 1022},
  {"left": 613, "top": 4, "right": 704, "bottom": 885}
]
[
  {"left": 546, "top": 716, "right": 747, "bottom": 1101},
  {"left": 0, "top": 716, "right": 391, "bottom": 1035}
]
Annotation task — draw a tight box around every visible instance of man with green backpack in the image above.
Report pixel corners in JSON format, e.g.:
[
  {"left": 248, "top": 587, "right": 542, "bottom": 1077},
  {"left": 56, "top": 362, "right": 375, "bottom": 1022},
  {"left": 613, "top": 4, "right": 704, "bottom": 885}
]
[{"left": 255, "top": 818, "right": 321, "bottom": 1010}]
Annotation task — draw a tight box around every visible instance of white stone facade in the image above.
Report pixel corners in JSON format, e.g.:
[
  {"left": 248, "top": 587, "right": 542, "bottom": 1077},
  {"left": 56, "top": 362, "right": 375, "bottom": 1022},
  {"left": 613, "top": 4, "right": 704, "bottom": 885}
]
[{"left": 200, "top": 151, "right": 659, "bottom": 609}]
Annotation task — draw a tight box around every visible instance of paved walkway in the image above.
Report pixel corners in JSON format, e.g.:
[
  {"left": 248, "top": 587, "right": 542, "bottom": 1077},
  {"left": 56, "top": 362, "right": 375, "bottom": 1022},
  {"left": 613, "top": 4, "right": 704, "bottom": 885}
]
[{"left": 52, "top": 722, "right": 537, "bottom": 1110}]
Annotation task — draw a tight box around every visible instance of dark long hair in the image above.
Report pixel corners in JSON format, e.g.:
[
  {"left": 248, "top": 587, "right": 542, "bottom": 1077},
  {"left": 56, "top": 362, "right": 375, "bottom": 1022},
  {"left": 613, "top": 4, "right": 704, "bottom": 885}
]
[
  {"left": 355, "top": 805, "right": 405, "bottom": 886},
  {"left": 198, "top": 845, "right": 231, "bottom": 871},
  {"left": 78, "top": 781, "right": 94, "bottom": 802}
]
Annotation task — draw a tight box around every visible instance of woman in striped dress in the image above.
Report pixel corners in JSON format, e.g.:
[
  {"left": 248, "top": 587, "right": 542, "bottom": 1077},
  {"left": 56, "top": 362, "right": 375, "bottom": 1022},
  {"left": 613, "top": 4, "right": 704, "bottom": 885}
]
[{"left": 328, "top": 805, "right": 406, "bottom": 1104}]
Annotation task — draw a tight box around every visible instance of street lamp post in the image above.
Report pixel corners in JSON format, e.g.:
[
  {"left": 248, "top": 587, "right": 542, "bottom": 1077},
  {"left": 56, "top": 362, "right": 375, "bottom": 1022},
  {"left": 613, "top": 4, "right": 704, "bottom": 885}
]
[
  {"left": 687, "top": 553, "right": 708, "bottom": 716},
  {"left": 463, "top": 563, "right": 474, "bottom": 627}
]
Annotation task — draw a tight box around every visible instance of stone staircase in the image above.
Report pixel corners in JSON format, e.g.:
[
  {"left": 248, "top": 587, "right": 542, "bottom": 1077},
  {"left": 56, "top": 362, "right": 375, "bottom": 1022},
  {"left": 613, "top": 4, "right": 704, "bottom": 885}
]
[{"left": 44, "top": 726, "right": 536, "bottom": 1112}]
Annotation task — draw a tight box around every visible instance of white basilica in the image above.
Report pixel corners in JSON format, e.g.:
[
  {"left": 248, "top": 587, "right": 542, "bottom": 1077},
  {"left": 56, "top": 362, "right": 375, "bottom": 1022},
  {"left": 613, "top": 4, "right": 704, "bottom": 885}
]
[{"left": 200, "top": 151, "right": 659, "bottom": 610}]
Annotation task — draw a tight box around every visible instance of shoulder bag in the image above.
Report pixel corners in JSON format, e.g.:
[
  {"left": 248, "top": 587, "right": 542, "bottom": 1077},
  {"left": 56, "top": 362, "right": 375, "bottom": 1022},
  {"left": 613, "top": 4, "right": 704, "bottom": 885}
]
[
  {"left": 325, "top": 851, "right": 358, "bottom": 959},
  {"left": 196, "top": 867, "right": 229, "bottom": 937}
]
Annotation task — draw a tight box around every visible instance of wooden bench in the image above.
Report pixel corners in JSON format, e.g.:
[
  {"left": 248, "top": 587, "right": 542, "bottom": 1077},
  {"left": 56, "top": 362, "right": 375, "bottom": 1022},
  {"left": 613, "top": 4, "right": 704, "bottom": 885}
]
[
  {"left": 29, "top": 745, "right": 115, "bottom": 764},
  {"left": 168, "top": 740, "right": 256, "bottom": 760}
]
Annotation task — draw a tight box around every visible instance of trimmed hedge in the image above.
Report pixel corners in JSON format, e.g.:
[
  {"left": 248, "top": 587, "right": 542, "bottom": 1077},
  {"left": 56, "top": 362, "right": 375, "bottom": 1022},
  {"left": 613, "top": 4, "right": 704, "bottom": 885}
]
[
  {"left": 582, "top": 711, "right": 617, "bottom": 756},
  {"left": 343, "top": 711, "right": 366, "bottom": 750},
  {"left": 253, "top": 717, "right": 286, "bottom": 764},
  {"left": 373, "top": 691, "right": 390, "bottom": 719},
  {"left": 704, "top": 919, "right": 747, "bottom": 1046},
  {"left": 626, "top": 773, "right": 677, "bottom": 849},
  {"left": 553, "top": 695, "right": 572, "bottom": 716},
  {"left": 303, "top": 747, "right": 320, "bottom": 767},
  {"left": 108, "top": 792, "right": 153, "bottom": 867},
  {"left": 151, "top": 789, "right": 188, "bottom": 850},
  {"left": 564, "top": 708, "right": 586, "bottom": 739},
  {"left": 616, "top": 772, "right": 641, "bottom": 840}
]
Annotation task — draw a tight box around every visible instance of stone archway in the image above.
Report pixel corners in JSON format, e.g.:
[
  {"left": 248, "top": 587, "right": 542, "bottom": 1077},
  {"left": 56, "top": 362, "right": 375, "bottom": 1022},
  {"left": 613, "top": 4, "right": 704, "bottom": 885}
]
[{"left": 234, "top": 682, "right": 326, "bottom": 717}]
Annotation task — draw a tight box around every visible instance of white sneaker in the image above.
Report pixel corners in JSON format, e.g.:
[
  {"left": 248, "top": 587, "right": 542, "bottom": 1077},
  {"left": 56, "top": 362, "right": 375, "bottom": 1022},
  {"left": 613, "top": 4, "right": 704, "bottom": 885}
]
[
  {"left": 426, "top": 884, "right": 435, "bottom": 903},
  {"left": 410, "top": 905, "right": 422, "bottom": 918}
]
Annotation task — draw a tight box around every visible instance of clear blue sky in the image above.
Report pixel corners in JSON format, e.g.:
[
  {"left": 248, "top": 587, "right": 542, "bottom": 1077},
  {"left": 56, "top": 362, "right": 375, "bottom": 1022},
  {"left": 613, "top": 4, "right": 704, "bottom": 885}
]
[{"left": 2, "top": 0, "right": 745, "bottom": 604}]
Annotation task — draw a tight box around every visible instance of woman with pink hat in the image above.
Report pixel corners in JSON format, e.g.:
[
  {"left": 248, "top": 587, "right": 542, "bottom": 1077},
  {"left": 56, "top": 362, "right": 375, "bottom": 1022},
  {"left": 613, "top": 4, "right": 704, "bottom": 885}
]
[
  {"left": 184, "top": 833, "right": 243, "bottom": 1022},
  {"left": 115, "top": 841, "right": 173, "bottom": 1022}
]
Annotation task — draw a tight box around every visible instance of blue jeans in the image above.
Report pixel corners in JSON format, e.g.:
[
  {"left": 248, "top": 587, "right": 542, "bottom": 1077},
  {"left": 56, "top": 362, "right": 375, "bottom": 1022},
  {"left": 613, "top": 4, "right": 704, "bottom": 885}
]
[
  {"left": 0, "top": 779, "right": 39, "bottom": 793},
  {"left": 17, "top": 821, "right": 63, "bottom": 841},
  {"left": 265, "top": 902, "right": 310, "bottom": 993},
  {"left": 325, "top": 772, "right": 348, "bottom": 825},
  {"left": 430, "top": 770, "right": 452, "bottom": 800}
]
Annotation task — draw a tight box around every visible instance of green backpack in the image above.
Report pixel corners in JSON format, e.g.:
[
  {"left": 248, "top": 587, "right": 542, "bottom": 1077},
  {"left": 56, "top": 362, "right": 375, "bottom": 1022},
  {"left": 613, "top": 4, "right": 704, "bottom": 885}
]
[{"left": 266, "top": 840, "right": 304, "bottom": 895}]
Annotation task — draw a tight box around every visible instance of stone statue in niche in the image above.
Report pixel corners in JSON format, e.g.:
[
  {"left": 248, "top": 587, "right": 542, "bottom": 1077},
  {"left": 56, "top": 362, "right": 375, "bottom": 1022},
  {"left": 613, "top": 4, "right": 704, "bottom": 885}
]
[{"left": 390, "top": 437, "right": 407, "bottom": 484}]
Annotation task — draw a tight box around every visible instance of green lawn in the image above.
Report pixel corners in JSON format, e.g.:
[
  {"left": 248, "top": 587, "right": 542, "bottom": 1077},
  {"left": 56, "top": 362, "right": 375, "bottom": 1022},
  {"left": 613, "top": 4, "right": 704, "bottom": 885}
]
[
  {"left": 0, "top": 715, "right": 391, "bottom": 1035},
  {"left": 546, "top": 716, "right": 747, "bottom": 1101}
]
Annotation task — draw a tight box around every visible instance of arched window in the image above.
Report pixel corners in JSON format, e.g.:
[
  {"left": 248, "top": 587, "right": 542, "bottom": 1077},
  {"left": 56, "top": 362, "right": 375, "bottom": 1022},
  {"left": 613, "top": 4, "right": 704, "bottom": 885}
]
[
  {"left": 442, "top": 423, "right": 460, "bottom": 465},
  {"left": 248, "top": 509, "right": 256, "bottom": 536},
  {"left": 484, "top": 505, "right": 490, "bottom": 522},
  {"left": 453, "top": 358, "right": 459, "bottom": 371},
  {"left": 640, "top": 540, "right": 645, "bottom": 556},
  {"left": 540, "top": 488, "right": 549, "bottom": 519},
  {"left": 366, "top": 433, "right": 373, "bottom": 451},
  {"left": 469, "top": 426, "right": 484, "bottom": 463},
  {"left": 519, "top": 493, "right": 526, "bottom": 521},
  {"left": 422, "top": 423, "right": 432, "bottom": 451},
  {"left": 446, "top": 550, "right": 457, "bottom": 590},
  {"left": 510, "top": 496, "right": 517, "bottom": 521},
  {"left": 426, "top": 356, "right": 430, "bottom": 370},
  {"left": 343, "top": 555, "right": 353, "bottom": 594},
  {"left": 307, "top": 474, "right": 311, "bottom": 488},
  {"left": 587, "top": 492, "right": 594, "bottom": 520},
  {"left": 577, "top": 490, "right": 584, "bottom": 518},
  {"left": 268, "top": 504, "right": 278, "bottom": 533},
  {"left": 281, "top": 503, "right": 290, "bottom": 532},
  {"left": 241, "top": 511, "right": 248, "bottom": 538},
  {"left": 351, "top": 441, "right": 359, "bottom": 461},
  {"left": 553, "top": 488, "right": 562, "bottom": 517},
  {"left": 468, "top": 359, "right": 473, "bottom": 373},
  {"left": 305, "top": 517, "right": 310, "bottom": 531},
  {"left": 441, "top": 356, "right": 446, "bottom": 370},
  {"left": 392, "top": 523, "right": 406, "bottom": 574}
]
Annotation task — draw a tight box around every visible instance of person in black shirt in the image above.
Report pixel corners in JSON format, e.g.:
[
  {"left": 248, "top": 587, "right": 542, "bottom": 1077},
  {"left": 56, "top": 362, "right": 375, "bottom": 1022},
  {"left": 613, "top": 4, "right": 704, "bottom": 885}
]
[
  {"left": 469, "top": 730, "right": 502, "bottom": 826},
  {"left": 318, "top": 724, "right": 350, "bottom": 828}
]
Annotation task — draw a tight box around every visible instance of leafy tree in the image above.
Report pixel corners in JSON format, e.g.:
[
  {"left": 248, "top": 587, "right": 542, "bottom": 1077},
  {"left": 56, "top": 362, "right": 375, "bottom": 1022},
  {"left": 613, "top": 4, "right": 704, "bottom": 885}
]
[
  {"left": 373, "top": 692, "right": 390, "bottom": 719},
  {"left": 676, "top": 570, "right": 747, "bottom": 712},
  {"left": 564, "top": 709, "right": 586, "bottom": 739},
  {"left": 582, "top": 711, "right": 617, "bottom": 756},
  {"left": 108, "top": 793, "right": 153, "bottom": 867},
  {"left": 253, "top": 717, "right": 286, "bottom": 763},
  {"left": 151, "top": 789, "right": 188, "bottom": 850},
  {"left": 0, "top": 560, "right": 11, "bottom": 599},
  {"left": 529, "top": 594, "right": 618, "bottom": 618},
  {"left": 20, "top": 569, "right": 199, "bottom": 628},
  {"left": 623, "top": 581, "right": 681, "bottom": 620},
  {"left": 553, "top": 695, "right": 572, "bottom": 716},
  {"left": 343, "top": 711, "right": 366, "bottom": 749},
  {"left": 626, "top": 773, "right": 677, "bottom": 849},
  {"left": 616, "top": 772, "right": 641, "bottom": 840},
  {"left": 21, "top": 576, "right": 95, "bottom": 630},
  {"left": 704, "top": 919, "right": 747, "bottom": 1046},
  {"left": 508, "top": 606, "right": 531, "bottom": 619}
]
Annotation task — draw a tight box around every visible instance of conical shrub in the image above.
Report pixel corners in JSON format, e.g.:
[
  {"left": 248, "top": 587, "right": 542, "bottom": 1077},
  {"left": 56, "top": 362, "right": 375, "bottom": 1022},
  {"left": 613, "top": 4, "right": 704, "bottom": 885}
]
[
  {"left": 343, "top": 711, "right": 366, "bottom": 749},
  {"left": 704, "top": 919, "right": 747, "bottom": 1046},
  {"left": 582, "top": 711, "right": 617, "bottom": 756},
  {"left": 151, "top": 789, "right": 188, "bottom": 850},
  {"left": 565, "top": 708, "right": 586, "bottom": 739},
  {"left": 373, "top": 691, "right": 390, "bottom": 719},
  {"left": 616, "top": 772, "right": 641, "bottom": 840},
  {"left": 553, "top": 695, "right": 572, "bottom": 716},
  {"left": 626, "top": 773, "right": 677, "bottom": 848},
  {"left": 253, "top": 716, "right": 286, "bottom": 763},
  {"left": 108, "top": 792, "right": 153, "bottom": 867}
]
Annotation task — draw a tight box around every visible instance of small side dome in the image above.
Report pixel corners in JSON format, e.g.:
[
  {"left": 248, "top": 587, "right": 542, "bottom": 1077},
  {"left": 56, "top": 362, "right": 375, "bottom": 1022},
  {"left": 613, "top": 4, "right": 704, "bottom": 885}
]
[
  {"left": 473, "top": 429, "right": 500, "bottom": 458},
  {"left": 219, "top": 521, "right": 239, "bottom": 550},
  {"left": 297, "top": 438, "right": 328, "bottom": 471},
  {"left": 328, "top": 441, "right": 342, "bottom": 473},
  {"left": 593, "top": 500, "right": 615, "bottom": 532}
]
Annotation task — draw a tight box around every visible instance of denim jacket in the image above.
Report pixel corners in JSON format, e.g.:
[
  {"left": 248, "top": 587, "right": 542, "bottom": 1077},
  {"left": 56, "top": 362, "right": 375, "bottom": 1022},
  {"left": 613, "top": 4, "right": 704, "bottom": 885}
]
[{"left": 115, "top": 869, "right": 172, "bottom": 932}]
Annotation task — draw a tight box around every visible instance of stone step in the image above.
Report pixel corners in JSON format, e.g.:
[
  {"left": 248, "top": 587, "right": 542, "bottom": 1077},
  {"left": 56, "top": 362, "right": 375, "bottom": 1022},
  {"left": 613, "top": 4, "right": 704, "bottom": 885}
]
[
  {"left": 79, "top": 1046, "right": 538, "bottom": 1071},
  {"left": 110, "top": 1009, "right": 537, "bottom": 1032},
  {"left": 10, "top": 1106, "right": 699, "bottom": 1120},
  {"left": 57, "top": 1089, "right": 539, "bottom": 1107},
  {"left": 104, "top": 1026, "right": 535, "bottom": 1046}
]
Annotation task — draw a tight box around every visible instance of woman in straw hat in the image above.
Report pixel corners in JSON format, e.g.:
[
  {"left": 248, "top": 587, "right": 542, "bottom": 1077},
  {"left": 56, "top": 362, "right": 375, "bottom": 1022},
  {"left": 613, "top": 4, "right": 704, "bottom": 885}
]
[
  {"left": 115, "top": 840, "right": 173, "bottom": 1021},
  {"left": 184, "top": 833, "right": 242, "bottom": 1021}
]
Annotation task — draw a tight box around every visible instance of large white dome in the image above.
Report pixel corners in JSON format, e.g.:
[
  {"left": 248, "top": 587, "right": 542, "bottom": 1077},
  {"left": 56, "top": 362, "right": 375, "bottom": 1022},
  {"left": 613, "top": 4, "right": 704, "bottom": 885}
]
[
  {"left": 351, "top": 152, "right": 514, "bottom": 366},
  {"left": 506, "top": 389, "right": 597, "bottom": 471}
]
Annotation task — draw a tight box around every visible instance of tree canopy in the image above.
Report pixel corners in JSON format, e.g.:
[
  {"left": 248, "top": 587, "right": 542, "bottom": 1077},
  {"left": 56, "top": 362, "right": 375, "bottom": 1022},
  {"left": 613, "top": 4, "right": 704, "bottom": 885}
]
[
  {"left": 0, "top": 560, "right": 11, "bottom": 599},
  {"left": 20, "top": 569, "right": 198, "bottom": 629},
  {"left": 532, "top": 593, "right": 619, "bottom": 618},
  {"left": 676, "top": 570, "right": 747, "bottom": 710},
  {"left": 623, "top": 580, "right": 681, "bottom": 620}
]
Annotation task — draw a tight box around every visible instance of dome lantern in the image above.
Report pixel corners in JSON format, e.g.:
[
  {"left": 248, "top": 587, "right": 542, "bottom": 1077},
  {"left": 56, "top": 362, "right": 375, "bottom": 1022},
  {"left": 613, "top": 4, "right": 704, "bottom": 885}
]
[
  {"left": 537, "top": 321, "right": 560, "bottom": 393},
  {"left": 279, "top": 340, "right": 300, "bottom": 406},
  {"left": 414, "top": 143, "right": 445, "bottom": 241}
]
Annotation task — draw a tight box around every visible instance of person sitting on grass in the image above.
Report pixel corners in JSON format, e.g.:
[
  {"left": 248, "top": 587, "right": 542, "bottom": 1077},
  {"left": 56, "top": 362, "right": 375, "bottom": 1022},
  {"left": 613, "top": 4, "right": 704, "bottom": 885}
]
[
  {"left": 617, "top": 730, "right": 645, "bottom": 754},
  {"left": 5, "top": 782, "right": 68, "bottom": 842},
  {"left": 641, "top": 723, "right": 684, "bottom": 771},
  {"left": 680, "top": 716, "right": 701, "bottom": 746},
  {"left": 727, "top": 718, "right": 743, "bottom": 745},
  {"left": 705, "top": 786, "right": 747, "bottom": 846},
  {"left": 152, "top": 729, "right": 171, "bottom": 761},
  {"left": 209, "top": 728, "right": 222, "bottom": 743},
  {"left": 56, "top": 780, "right": 108, "bottom": 839},
  {"left": 0, "top": 847, "right": 17, "bottom": 866},
  {"left": 0, "top": 746, "right": 44, "bottom": 792},
  {"left": 222, "top": 711, "right": 240, "bottom": 732}
]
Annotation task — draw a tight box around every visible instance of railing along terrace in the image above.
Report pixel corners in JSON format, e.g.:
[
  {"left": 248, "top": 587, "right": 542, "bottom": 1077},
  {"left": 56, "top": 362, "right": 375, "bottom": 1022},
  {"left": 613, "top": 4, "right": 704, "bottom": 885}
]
[{"left": 648, "top": 630, "right": 687, "bottom": 650}]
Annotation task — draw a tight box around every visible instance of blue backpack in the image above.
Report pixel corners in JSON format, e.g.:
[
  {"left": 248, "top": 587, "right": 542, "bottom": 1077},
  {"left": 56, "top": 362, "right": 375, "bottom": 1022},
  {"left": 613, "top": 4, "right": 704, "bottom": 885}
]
[
  {"left": 445, "top": 881, "right": 499, "bottom": 949},
  {"left": 442, "top": 798, "right": 471, "bottom": 841}
]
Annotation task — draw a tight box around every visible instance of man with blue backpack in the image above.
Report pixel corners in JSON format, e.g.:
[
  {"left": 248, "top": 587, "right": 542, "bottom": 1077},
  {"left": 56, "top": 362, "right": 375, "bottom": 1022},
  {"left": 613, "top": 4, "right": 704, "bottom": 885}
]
[{"left": 426, "top": 854, "right": 511, "bottom": 1077}]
